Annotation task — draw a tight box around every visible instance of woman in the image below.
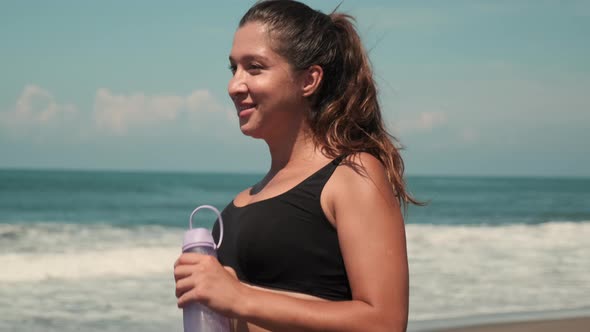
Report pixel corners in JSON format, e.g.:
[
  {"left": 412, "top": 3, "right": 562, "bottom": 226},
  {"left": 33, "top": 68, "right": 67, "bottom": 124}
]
[{"left": 174, "top": 1, "right": 418, "bottom": 331}]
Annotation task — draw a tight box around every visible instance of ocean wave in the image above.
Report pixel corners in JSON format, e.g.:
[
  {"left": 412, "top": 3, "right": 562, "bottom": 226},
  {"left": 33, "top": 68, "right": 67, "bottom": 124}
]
[
  {"left": 405, "top": 221, "right": 590, "bottom": 320},
  {"left": 0, "top": 246, "right": 179, "bottom": 282},
  {"left": 1, "top": 221, "right": 588, "bottom": 283},
  {"left": 0, "top": 222, "right": 182, "bottom": 253},
  {"left": 0, "top": 223, "right": 184, "bottom": 282},
  {"left": 0, "top": 220, "right": 588, "bottom": 326}
]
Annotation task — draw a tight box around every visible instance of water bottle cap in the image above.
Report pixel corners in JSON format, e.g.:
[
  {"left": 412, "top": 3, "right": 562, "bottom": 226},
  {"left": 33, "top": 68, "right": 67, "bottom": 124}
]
[
  {"left": 182, "top": 228, "right": 216, "bottom": 251},
  {"left": 185, "top": 204, "right": 223, "bottom": 250}
]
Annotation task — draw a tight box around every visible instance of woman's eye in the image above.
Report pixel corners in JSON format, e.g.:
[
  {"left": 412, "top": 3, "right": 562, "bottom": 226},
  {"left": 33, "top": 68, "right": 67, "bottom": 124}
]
[
  {"left": 247, "top": 64, "right": 263, "bottom": 74},
  {"left": 228, "top": 63, "right": 263, "bottom": 75}
]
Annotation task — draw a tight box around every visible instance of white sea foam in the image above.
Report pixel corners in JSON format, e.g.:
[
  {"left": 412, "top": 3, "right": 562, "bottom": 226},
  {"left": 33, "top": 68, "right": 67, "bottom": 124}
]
[
  {"left": 0, "top": 222, "right": 183, "bottom": 281},
  {"left": 0, "top": 246, "right": 179, "bottom": 282},
  {"left": 0, "top": 221, "right": 589, "bottom": 325},
  {"left": 405, "top": 221, "right": 590, "bottom": 320},
  {"left": 0, "top": 222, "right": 181, "bottom": 253},
  {"left": 0, "top": 274, "right": 182, "bottom": 329}
]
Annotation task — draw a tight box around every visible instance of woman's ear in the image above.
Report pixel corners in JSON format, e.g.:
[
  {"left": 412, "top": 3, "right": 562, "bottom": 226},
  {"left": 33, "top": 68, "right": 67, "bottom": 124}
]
[{"left": 301, "top": 65, "right": 323, "bottom": 97}]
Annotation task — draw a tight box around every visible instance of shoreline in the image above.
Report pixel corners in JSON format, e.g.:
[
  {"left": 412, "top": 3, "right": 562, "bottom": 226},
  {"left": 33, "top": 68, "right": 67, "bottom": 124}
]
[
  {"left": 408, "top": 307, "right": 590, "bottom": 332},
  {"left": 425, "top": 316, "right": 590, "bottom": 332}
]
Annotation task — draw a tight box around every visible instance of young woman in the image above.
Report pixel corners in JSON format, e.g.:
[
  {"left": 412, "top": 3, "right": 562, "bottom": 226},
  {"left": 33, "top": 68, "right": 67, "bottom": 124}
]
[{"left": 174, "top": 1, "right": 418, "bottom": 331}]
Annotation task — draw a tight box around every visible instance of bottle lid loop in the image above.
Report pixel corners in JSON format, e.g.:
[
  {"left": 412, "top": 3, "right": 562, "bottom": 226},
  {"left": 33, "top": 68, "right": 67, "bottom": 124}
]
[{"left": 189, "top": 205, "right": 223, "bottom": 249}]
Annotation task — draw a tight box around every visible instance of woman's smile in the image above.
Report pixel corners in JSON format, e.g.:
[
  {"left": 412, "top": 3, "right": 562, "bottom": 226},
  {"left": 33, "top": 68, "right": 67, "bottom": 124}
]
[{"left": 237, "top": 104, "right": 257, "bottom": 118}]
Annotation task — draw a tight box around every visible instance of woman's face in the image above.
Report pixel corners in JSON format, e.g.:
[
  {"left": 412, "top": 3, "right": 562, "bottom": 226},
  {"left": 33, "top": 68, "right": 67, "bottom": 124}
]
[{"left": 228, "top": 22, "right": 306, "bottom": 139}]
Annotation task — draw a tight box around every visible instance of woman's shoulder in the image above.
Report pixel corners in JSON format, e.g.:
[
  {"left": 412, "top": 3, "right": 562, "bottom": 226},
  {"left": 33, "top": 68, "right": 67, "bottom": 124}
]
[
  {"left": 232, "top": 186, "right": 255, "bottom": 207},
  {"left": 339, "top": 152, "right": 387, "bottom": 177},
  {"left": 322, "top": 152, "right": 396, "bottom": 224},
  {"left": 330, "top": 152, "right": 390, "bottom": 190}
]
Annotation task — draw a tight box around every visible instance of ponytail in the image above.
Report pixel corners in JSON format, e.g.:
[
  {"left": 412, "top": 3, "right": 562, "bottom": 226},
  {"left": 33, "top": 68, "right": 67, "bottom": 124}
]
[{"left": 312, "top": 13, "right": 421, "bottom": 208}]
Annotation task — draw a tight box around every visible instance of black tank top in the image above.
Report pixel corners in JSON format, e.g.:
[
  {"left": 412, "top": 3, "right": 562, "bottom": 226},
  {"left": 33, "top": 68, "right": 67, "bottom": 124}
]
[{"left": 212, "top": 157, "right": 352, "bottom": 301}]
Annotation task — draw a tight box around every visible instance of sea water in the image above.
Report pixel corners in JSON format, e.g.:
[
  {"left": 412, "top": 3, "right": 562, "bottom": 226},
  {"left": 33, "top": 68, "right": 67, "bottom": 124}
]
[{"left": 1, "top": 169, "right": 589, "bottom": 331}]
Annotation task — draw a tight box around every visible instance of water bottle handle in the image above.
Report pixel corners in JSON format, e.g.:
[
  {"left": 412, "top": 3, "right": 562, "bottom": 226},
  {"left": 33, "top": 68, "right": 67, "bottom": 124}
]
[{"left": 189, "top": 205, "right": 223, "bottom": 249}]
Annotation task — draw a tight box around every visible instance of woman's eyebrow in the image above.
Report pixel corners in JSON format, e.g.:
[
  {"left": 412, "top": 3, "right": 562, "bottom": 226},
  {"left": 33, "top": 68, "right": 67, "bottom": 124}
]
[{"left": 228, "top": 54, "right": 270, "bottom": 63}]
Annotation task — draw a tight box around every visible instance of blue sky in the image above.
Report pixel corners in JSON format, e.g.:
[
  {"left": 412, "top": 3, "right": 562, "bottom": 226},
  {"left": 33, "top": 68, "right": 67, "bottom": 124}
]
[{"left": 1, "top": 0, "right": 589, "bottom": 176}]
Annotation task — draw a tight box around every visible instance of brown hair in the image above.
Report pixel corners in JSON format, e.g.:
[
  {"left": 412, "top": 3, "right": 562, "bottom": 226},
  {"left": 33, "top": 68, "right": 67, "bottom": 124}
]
[{"left": 240, "top": 0, "right": 421, "bottom": 208}]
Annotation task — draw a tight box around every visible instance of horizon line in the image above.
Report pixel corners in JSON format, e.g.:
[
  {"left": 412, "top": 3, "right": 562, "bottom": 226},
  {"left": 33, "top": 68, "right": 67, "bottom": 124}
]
[{"left": 1, "top": 166, "right": 588, "bottom": 180}]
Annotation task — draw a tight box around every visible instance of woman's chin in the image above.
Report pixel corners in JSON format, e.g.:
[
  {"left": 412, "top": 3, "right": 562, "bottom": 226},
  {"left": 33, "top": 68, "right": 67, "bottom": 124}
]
[{"left": 239, "top": 125, "right": 263, "bottom": 139}]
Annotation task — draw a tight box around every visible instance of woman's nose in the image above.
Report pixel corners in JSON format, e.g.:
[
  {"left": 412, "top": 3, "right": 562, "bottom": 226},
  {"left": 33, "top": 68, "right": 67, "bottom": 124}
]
[{"left": 228, "top": 72, "right": 248, "bottom": 99}]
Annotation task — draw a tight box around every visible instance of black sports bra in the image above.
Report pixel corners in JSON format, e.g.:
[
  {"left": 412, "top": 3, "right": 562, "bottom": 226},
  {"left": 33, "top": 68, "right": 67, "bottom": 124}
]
[{"left": 212, "top": 157, "right": 352, "bottom": 301}]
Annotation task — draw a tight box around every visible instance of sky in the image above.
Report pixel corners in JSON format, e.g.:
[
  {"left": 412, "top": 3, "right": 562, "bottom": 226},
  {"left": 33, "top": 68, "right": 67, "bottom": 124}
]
[{"left": 1, "top": 0, "right": 589, "bottom": 177}]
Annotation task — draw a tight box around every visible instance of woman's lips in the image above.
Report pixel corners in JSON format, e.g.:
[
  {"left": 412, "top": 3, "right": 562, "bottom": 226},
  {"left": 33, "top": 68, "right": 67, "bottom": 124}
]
[{"left": 238, "top": 104, "right": 256, "bottom": 118}]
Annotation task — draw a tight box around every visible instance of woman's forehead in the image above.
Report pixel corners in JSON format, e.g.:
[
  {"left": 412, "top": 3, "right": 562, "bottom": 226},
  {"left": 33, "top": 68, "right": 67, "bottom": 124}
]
[{"left": 229, "top": 22, "right": 276, "bottom": 61}]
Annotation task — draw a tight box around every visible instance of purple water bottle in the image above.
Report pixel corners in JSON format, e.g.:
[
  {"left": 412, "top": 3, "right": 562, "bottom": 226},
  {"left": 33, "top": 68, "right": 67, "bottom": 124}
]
[{"left": 182, "top": 205, "right": 230, "bottom": 332}]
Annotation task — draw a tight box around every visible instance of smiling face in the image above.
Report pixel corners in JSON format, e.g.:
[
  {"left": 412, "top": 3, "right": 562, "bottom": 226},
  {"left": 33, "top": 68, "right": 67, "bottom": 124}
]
[{"left": 228, "top": 22, "right": 308, "bottom": 140}]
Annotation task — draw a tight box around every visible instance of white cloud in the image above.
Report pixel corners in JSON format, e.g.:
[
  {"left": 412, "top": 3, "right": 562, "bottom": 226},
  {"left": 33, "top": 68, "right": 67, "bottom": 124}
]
[
  {"left": 15, "top": 85, "right": 77, "bottom": 123},
  {"left": 0, "top": 85, "right": 79, "bottom": 142},
  {"left": 394, "top": 110, "right": 448, "bottom": 134},
  {"left": 1, "top": 85, "right": 235, "bottom": 141},
  {"left": 418, "top": 111, "right": 447, "bottom": 130},
  {"left": 93, "top": 88, "right": 227, "bottom": 135},
  {"left": 186, "top": 90, "right": 220, "bottom": 113},
  {"left": 383, "top": 58, "right": 590, "bottom": 151}
]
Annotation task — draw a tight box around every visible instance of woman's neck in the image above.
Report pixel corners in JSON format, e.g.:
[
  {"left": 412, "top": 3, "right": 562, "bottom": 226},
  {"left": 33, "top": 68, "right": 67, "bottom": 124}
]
[{"left": 265, "top": 123, "right": 320, "bottom": 175}]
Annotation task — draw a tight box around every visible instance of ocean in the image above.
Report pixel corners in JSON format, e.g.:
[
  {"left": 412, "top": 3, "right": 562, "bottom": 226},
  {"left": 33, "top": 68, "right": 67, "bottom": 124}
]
[{"left": 1, "top": 169, "right": 589, "bottom": 331}]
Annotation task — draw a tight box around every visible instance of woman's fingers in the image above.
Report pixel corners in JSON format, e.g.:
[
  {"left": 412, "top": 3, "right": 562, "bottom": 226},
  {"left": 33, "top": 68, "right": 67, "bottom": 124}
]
[
  {"left": 176, "top": 275, "right": 212, "bottom": 307},
  {"left": 174, "top": 253, "right": 204, "bottom": 268},
  {"left": 175, "top": 276, "right": 195, "bottom": 299},
  {"left": 173, "top": 254, "right": 223, "bottom": 298},
  {"left": 173, "top": 253, "right": 212, "bottom": 281},
  {"left": 177, "top": 288, "right": 199, "bottom": 308},
  {"left": 173, "top": 254, "right": 242, "bottom": 312},
  {"left": 174, "top": 264, "right": 198, "bottom": 282}
]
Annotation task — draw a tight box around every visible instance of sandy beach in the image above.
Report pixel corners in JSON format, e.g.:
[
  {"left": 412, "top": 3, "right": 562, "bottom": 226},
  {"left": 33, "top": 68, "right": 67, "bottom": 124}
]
[{"left": 429, "top": 316, "right": 590, "bottom": 332}]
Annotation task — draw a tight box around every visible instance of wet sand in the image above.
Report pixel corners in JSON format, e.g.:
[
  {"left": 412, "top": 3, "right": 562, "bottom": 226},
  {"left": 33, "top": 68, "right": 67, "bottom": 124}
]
[{"left": 429, "top": 316, "right": 590, "bottom": 332}]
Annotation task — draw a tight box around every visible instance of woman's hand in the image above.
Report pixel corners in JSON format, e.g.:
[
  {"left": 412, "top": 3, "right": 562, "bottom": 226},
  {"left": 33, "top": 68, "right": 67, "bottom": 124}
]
[{"left": 174, "top": 253, "right": 245, "bottom": 317}]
